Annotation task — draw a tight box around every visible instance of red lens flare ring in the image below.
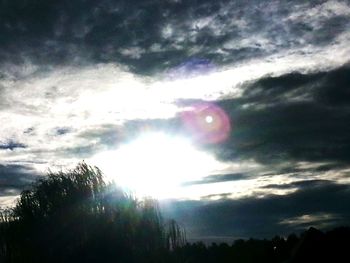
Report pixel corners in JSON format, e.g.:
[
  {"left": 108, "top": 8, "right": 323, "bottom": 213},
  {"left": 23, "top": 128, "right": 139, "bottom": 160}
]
[{"left": 181, "top": 102, "right": 231, "bottom": 144}]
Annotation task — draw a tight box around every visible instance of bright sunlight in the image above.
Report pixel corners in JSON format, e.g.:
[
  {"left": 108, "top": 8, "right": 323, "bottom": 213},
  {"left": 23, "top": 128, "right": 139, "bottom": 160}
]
[{"left": 91, "top": 132, "right": 219, "bottom": 198}]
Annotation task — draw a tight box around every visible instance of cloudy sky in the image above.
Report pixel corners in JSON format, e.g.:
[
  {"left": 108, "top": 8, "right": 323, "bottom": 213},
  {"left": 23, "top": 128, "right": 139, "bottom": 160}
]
[{"left": 1, "top": 0, "right": 350, "bottom": 240}]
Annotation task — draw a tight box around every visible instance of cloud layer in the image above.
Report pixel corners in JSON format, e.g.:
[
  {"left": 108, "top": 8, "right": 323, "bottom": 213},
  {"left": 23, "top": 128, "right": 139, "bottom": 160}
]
[
  {"left": 0, "top": 0, "right": 350, "bottom": 239},
  {"left": 1, "top": 0, "right": 350, "bottom": 74}
]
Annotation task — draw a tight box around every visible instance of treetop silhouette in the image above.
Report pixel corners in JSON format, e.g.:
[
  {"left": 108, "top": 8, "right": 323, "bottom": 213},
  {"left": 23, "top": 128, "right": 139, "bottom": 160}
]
[{"left": 0, "top": 162, "right": 186, "bottom": 263}]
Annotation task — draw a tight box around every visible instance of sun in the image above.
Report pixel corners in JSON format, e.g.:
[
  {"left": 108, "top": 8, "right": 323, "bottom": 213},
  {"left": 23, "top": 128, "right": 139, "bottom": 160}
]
[
  {"left": 205, "top": 115, "right": 213, "bottom": 123},
  {"left": 91, "top": 132, "right": 218, "bottom": 198}
]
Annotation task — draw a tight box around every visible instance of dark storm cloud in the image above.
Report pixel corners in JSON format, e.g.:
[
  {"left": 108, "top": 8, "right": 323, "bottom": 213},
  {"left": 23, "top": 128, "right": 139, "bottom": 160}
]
[
  {"left": 182, "top": 173, "right": 250, "bottom": 186},
  {"left": 1, "top": 0, "right": 348, "bottom": 75},
  {"left": 0, "top": 140, "right": 26, "bottom": 150},
  {"left": 0, "top": 164, "right": 40, "bottom": 196},
  {"left": 261, "top": 179, "right": 333, "bottom": 190},
  {"left": 260, "top": 162, "right": 350, "bottom": 181},
  {"left": 23, "top": 127, "right": 35, "bottom": 134},
  {"left": 161, "top": 181, "right": 350, "bottom": 240},
  {"left": 54, "top": 127, "right": 71, "bottom": 136},
  {"left": 198, "top": 64, "right": 350, "bottom": 167}
]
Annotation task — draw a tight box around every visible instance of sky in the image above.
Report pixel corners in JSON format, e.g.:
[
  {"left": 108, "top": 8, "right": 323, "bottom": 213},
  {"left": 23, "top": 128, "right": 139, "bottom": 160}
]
[{"left": 0, "top": 0, "right": 350, "bottom": 241}]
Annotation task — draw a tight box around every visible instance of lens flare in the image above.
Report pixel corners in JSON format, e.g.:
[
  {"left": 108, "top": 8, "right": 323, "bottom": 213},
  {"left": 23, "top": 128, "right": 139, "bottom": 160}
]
[{"left": 181, "top": 102, "right": 231, "bottom": 144}]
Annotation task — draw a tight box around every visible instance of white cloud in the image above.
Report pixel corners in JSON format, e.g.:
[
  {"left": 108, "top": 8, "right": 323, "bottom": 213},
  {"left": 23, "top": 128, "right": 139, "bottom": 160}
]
[
  {"left": 286, "top": 1, "right": 350, "bottom": 27},
  {"left": 0, "top": 63, "right": 181, "bottom": 174},
  {"left": 0, "top": 196, "right": 18, "bottom": 208},
  {"left": 119, "top": 47, "right": 146, "bottom": 59}
]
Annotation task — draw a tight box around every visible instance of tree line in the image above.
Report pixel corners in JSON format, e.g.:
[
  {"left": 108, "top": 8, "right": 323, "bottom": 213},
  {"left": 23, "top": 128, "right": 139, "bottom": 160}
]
[{"left": 173, "top": 226, "right": 350, "bottom": 263}]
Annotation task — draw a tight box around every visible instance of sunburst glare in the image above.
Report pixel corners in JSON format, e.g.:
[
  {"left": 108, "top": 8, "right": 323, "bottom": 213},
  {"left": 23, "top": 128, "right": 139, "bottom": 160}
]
[{"left": 91, "top": 132, "right": 220, "bottom": 198}]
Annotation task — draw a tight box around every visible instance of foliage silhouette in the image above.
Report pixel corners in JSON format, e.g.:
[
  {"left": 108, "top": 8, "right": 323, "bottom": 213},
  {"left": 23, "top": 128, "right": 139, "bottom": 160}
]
[{"left": 0, "top": 163, "right": 185, "bottom": 263}]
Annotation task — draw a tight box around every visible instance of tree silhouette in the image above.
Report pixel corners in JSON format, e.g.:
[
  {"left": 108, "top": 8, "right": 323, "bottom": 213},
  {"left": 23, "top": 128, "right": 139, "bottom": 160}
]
[{"left": 0, "top": 162, "right": 186, "bottom": 263}]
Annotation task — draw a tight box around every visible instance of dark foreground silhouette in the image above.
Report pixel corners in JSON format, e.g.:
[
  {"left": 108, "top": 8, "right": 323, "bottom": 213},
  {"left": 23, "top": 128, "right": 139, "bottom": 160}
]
[
  {"left": 176, "top": 226, "right": 350, "bottom": 263},
  {"left": 0, "top": 163, "right": 349, "bottom": 263}
]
